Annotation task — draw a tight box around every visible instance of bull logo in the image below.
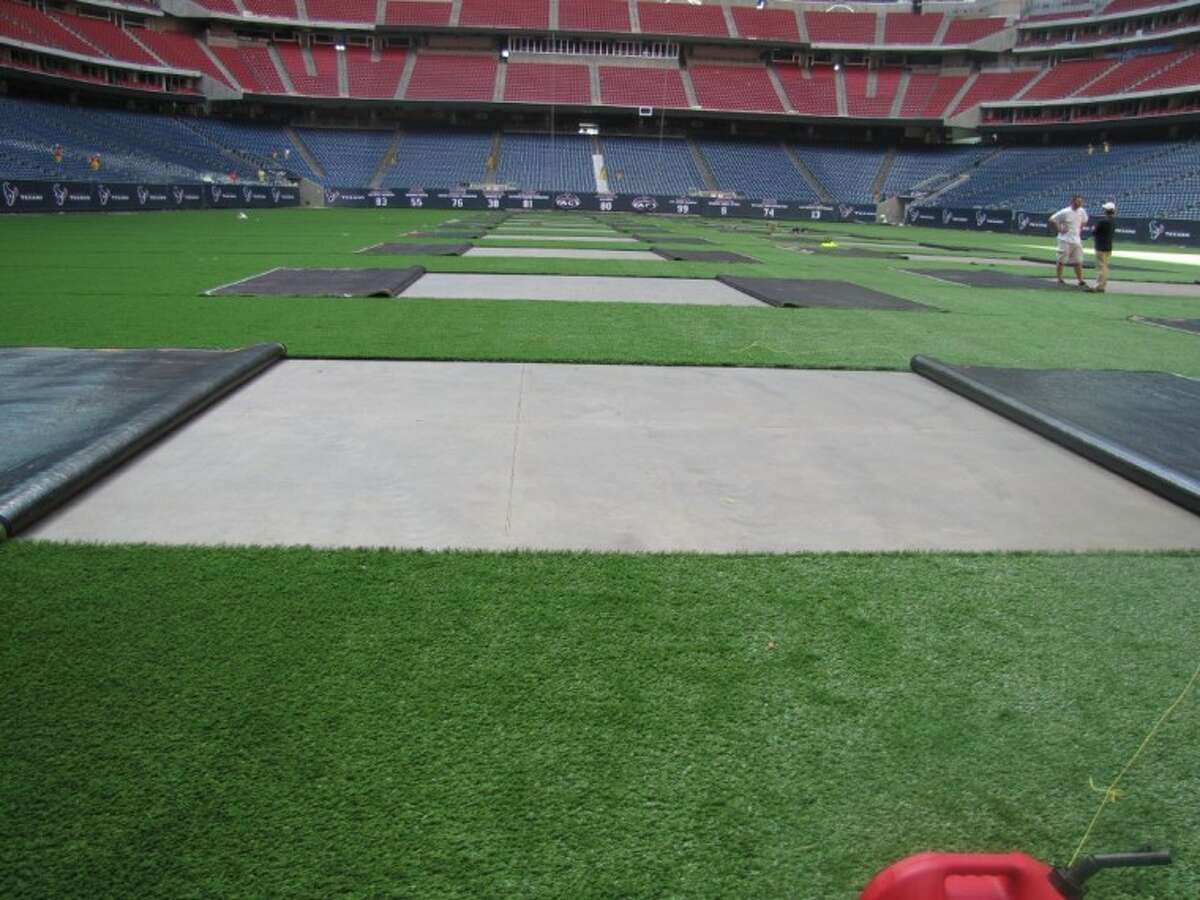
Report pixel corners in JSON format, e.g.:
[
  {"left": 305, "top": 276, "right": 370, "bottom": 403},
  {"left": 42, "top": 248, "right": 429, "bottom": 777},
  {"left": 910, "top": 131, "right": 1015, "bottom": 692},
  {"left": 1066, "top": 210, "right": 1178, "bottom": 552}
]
[
  {"left": 271, "top": 188, "right": 281, "bottom": 204},
  {"left": 242, "top": 186, "right": 253, "bottom": 203},
  {"left": 1016, "top": 213, "right": 1030, "bottom": 231},
  {"left": 2, "top": 182, "right": 19, "bottom": 207},
  {"left": 631, "top": 195, "right": 657, "bottom": 212},
  {"left": 52, "top": 183, "right": 68, "bottom": 207},
  {"left": 211, "top": 184, "right": 223, "bottom": 203},
  {"left": 839, "top": 204, "right": 854, "bottom": 220},
  {"left": 172, "top": 186, "right": 185, "bottom": 205},
  {"left": 942, "top": 209, "right": 954, "bottom": 225},
  {"left": 325, "top": 189, "right": 340, "bottom": 204},
  {"left": 137, "top": 185, "right": 150, "bottom": 206},
  {"left": 98, "top": 184, "right": 111, "bottom": 206},
  {"left": 555, "top": 193, "right": 581, "bottom": 209},
  {"left": 975, "top": 209, "right": 988, "bottom": 228},
  {"left": 907, "top": 206, "right": 921, "bottom": 224},
  {"left": 1148, "top": 220, "right": 1165, "bottom": 241}
]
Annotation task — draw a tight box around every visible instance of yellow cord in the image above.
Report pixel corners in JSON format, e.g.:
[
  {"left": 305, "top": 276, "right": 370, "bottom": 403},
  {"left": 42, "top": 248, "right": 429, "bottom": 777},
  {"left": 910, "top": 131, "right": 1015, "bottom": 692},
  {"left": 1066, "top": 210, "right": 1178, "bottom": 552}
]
[{"left": 1068, "top": 660, "right": 1200, "bottom": 866}]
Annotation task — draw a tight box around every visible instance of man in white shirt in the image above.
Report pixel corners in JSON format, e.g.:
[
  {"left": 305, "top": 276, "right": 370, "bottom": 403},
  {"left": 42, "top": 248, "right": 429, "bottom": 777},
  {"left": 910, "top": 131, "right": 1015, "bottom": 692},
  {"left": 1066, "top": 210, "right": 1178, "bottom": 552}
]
[{"left": 1049, "top": 195, "right": 1089, "bottom": 287}]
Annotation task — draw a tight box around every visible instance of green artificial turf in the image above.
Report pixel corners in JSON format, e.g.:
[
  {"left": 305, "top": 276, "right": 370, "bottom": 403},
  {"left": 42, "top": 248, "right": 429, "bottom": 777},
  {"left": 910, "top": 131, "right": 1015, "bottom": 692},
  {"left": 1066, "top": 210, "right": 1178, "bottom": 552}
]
[
  {"left": 3, "top": 208, "right": 1199, "bottom": 374},
  {"left": 3, "top": 545, "right": 1198, "bottom": 898}
]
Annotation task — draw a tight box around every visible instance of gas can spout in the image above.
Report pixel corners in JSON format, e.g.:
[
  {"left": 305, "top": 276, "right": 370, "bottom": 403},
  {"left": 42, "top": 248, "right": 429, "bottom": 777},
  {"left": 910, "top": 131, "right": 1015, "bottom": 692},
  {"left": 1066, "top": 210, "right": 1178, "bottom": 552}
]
[{"left": 1049, "top": 849, "right": 1172, "bottom": 899}]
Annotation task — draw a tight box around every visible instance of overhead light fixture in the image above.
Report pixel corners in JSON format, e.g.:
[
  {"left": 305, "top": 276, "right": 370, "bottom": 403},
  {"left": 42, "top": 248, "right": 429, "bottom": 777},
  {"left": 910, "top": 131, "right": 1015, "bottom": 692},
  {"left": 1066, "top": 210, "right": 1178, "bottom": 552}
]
[
  {"left": 833, "top": 63, "right": 841, "bottom": 71},
  {"left": 500, "top": 48, "right": 510, "bottom": 59},
  {"left": 756, "top": 0, "right": 766, "bottom": 8},
  {"left": 334, "top": 42, "right": 346, "bottom": 51}
]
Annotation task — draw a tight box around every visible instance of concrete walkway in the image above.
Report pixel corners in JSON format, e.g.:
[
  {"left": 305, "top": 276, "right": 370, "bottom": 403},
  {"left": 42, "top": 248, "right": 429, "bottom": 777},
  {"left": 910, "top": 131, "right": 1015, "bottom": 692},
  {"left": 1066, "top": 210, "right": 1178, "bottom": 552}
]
[
  {"left": 25, "top": 361, "right": 1200, "bottom": 552},
  {"left": 400, "top": 274, "right": 761, "bottom": 305}
]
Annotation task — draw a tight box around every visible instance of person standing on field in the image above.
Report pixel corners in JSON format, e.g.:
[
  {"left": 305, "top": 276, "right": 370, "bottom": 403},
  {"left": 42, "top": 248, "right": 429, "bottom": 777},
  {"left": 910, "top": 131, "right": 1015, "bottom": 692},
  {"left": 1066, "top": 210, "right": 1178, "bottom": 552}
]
[
  {"left": 1049, "top": 195, "right": 1088, "bottom": 287},
  {"left": 1089, "top": 202, "right": 1116, "bottom": 293}
]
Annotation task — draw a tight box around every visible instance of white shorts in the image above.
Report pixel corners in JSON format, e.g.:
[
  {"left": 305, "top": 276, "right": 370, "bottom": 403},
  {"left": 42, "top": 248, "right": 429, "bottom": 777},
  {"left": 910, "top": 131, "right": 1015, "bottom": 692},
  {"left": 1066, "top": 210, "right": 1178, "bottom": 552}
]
[{"left": 1057, "top": 242, "right": 1083, "bottom": 265}]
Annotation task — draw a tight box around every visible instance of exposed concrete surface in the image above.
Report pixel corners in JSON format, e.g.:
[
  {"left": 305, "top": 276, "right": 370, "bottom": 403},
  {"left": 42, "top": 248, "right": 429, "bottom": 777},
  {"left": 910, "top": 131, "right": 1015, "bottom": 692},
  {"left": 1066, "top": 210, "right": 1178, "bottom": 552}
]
[
  {"left": 481, "top": 234, "right": 640, "bottom": 243},
  {"left": 462, "top": 248, "right": 665, "bottom": 261},
  {"left": 25, "top": 361, "right": 1200, "bottom": 552},
  {"left": 400, "top": 274, "right": 761, "bottom": 305}
]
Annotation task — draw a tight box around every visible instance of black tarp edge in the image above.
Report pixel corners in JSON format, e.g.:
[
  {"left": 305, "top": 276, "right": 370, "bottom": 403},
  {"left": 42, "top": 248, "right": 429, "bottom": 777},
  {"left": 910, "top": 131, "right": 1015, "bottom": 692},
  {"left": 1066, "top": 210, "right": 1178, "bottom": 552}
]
[
  {"left": 0, "top": 342, "right": 286, "bottom": 539},
  {"left": 911, "top": 355, "right": 1200, "bottom": 517}
]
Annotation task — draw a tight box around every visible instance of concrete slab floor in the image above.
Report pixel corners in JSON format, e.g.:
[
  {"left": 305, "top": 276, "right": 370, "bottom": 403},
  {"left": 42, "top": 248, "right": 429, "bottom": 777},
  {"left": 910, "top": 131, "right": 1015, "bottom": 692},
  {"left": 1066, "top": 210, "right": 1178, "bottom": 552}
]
[
  {"left": 399, "top": 274, "right": 761, "bottom": 306},
  {"left": 481, "top": 234, "right": 640, "bottom": 243},
  {"left": 462, "top": 248, "right": 665, "bottom": 261},
  {"left": 25, "top": 362, "right": 1200, "bottom": 553}
]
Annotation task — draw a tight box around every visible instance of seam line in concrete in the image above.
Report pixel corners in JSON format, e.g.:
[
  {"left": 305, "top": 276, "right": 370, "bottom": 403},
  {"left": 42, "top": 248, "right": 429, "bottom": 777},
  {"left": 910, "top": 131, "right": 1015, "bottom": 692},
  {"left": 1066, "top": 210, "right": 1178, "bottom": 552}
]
[{"left": 504, "top": 364, "right": 527, "bottom": 535}]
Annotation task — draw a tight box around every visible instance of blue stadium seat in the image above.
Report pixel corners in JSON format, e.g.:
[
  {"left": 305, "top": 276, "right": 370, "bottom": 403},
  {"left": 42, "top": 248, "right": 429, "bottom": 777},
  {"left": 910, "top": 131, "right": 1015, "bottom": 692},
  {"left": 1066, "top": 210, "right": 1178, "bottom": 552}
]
[
  {"left": 496, "top": 133, "right": 595, "bottom": 192},
  {"left": 296, "top": 128, "right": 395, "bottom": 187},
  {"left": 378, "top": 130, "right": 492, "bottom": 189},
  {"left": 793, "top": 145, "right": 885, "bottom": 204},
  {"left": 698, "top": 140, "right": 819, "bottom": 202},
  {"left": 600, "top": 136, "right": 703, "bottom": 196}
]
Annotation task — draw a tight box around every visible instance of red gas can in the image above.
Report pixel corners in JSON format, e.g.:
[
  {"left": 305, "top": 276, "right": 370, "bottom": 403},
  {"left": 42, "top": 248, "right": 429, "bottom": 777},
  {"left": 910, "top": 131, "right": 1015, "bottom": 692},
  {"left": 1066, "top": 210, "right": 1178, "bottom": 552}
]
[{"left": 861, "top": 853, "right": 1059, "bottom": 900}]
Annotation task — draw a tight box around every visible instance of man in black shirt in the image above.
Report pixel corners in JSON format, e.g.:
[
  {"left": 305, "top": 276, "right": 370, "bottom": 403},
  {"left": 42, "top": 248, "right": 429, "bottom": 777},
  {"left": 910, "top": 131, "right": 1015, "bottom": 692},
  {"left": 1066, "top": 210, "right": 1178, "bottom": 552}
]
[{"left": 1089, "top": 201, "right": 1116, "bottom": 293}]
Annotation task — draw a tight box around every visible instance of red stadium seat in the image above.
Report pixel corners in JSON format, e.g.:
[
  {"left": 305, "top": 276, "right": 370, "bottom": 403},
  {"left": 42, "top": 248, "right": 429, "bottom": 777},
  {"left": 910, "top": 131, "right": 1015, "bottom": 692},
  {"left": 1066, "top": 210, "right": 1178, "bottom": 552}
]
[
  {"left": 503, "top": 63, "right": 591, "bottom": 105},
  {"left": 599, "top": 65, "right": 689, "bottom": 108},
  {"left": 406, "top": 53, "right": 497, "bottom": 101}
]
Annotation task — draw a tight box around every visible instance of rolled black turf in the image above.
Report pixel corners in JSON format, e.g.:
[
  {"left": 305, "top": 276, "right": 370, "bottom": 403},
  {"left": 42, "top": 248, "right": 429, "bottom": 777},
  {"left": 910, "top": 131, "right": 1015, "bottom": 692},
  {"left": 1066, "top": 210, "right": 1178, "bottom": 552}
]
[
  {"left": 1132, "top": 316, "right": 1200, "bottom": 335},
  {"left": 207, "top": 267, "right": 426, "bottom": 298},
  {"left": 719, "top": 276, "right": 938, "bottom": 310},
  {"left": 651, "top": 248, "right": 759, "bottom": 263},
  {"left": 911, "top": 355, "right": 1200, "bottom": 515},
  {"left": 0, "top": 343, "right": 285, "bottom": 539}
]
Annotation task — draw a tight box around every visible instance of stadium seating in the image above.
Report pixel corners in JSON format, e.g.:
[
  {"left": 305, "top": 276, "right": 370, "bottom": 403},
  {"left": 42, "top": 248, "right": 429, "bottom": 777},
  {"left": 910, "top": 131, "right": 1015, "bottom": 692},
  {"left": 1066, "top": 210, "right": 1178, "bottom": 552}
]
[
  {"left": 599, "top": 66, "right": 690, "bottom": 109},
  {"left": 241, "top": 0, "right": 298, "bottom": 20},
  {"left": 1101, "top": 0, "right": 1168, "bottom": 13},
  {"left": 503, "top": 63, "right": 591, "bottom": 105},
  {"left": 306, "top": 0, "right": 375, "bottom": 21},
  {"left": 1022, "top": 58, "right": 1119, "bottom": 100},
  {"left": 383, "top": 2, "right": 452, "bottom": 26},
  {"left": 731, "top": 7, "right": 799, "bottom": 42},
  {"left": 377, "top": 129, "right": 491, "bottom": 188},
  {"left": 1135, "top": 50, "right": 1200, "bottom": 92},
  {"left": 952, "top": 70, "right": 1038, "bottom": 116},
  {"left": 345, "top": 46, "right": 406, "bottom": 99},
  {"left": 901, "top": 72, "right": 968, "bottom": 118},
  {"left": 296, "top": 127, "right": 395, "bottom": 185},
  {"left": 844, "top": 67, "right": 902, "bottom": 117},
  {"left": 0, "top": 95, "right": 257, "bottom": 182},
  {"left": 775, "top": 65, "right": 838, "bottom": 117},
  {"left": 689, "top": 64, "right": 782, "bottom": 113},
  {"left": 458, "top": 0, "right": 548, "bottom": 30},
  {"left": 559, "top": 0, "right": 629, "bottom": 33},
  {"left": 49, "top": 11, "right": 161, "bottom": 66},
  {"left": 1077, "top": 49, "right": 1189, "bottom": 96},
  {"left": 883, "top": 13, "right": 942, "bottom": 45},
  {"left": 275, "top": 43, "right": 338, "bottom": 97},
  {"left": 637, "top": 2, "right": 729, "bottom": 38},
  {"left": 212, "top": 45, "right": 288, "bottom": 94},
  {"left": 699, "top": 140, "right": 819, "bottom": 202},
  {"left": 882, "top": 145, "right": 994, "bottom": 198},
  {"left": 600, "top": 136, "right": 703, "bottom": 195},
  {"left": 186, "top": 117, "right": 319, "bottom": 180},
  {"left": 927, "top": 140, "right": 1200, "bottom": 218},
  {"left": 495, "top": 133, "right": 594, "bottom": 192},
  {"left": 135, "top": 30, "right": 235, "bottom": 87},
  {"left": 941, "top": 17, "right": 1008, "bottom": 45},
  {"left": 405, "top": 53, "right": 496, "bottom": 102},
  {"left": 0, "top": 1, "right": 101, "bottom": 57},
  {"left": 804, "top": 12, "right": 876, "bottom": 45},
  {"left": 794, "top": 145, "right": 884, "bottom": 203}
]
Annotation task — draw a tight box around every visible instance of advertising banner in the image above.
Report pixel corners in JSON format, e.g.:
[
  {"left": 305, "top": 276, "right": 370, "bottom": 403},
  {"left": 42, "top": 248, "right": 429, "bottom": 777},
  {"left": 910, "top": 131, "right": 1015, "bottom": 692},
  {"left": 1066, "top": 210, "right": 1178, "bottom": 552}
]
[{"left": 0, "top": 179, "right": 298, "bottom": 213}]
